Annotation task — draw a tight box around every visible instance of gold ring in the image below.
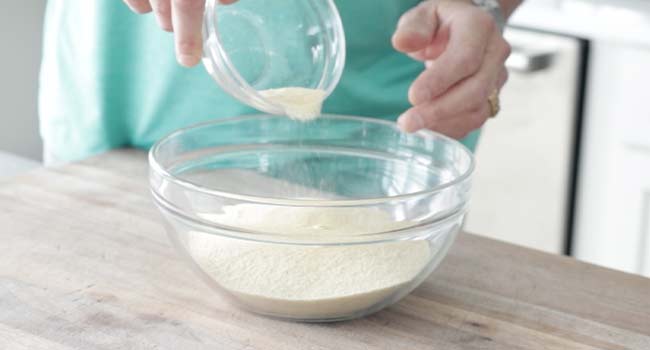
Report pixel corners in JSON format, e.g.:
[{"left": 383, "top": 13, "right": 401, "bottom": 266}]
[{"left": 488, "top": 89, "right": 500, "bottom": 118}]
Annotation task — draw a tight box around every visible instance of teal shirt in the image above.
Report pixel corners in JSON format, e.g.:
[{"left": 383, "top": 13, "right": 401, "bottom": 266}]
[{"left": 40, "top": 0, "right": 479, "bottom": 162}]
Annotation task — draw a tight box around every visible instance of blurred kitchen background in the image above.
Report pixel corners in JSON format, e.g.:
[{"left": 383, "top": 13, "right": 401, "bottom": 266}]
[{"left": 1, "top": 0, "right": 649, "bottom": 277}]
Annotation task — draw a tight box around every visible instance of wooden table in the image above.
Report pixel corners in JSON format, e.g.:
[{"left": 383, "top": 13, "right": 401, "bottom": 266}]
[{"left": 1, "top": 149, "right": 649, "bottom": 349}]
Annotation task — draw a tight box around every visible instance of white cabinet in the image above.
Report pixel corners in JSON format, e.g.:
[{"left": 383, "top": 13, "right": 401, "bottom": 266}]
[
  {"left": 573, "top": 42, "right": 650, "bottom": 276},
  {"left": 480, "top": 0, "right": 650, "bottom": 276},
  {"left": 575, "top": 144, "right": 650, "bottom": 276},
  {"left": 639, "top": 190, "right": 650, "bottom": 276},
  {"left": 465, "top": 28, "right": 581, "bottom": 254}
]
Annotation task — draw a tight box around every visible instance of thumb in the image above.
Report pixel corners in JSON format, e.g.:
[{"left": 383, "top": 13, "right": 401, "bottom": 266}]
[{"left": 392, "top": 2, "right": 439, "bottom": 53}]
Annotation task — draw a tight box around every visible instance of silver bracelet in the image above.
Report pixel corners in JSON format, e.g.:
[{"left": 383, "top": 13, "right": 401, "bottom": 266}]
[{"left": 471, "top": 0, "right": 506, "bottom": 32}]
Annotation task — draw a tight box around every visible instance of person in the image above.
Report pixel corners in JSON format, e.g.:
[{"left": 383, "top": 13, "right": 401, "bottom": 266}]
[{"left": 40, "top": 0, "right": 522, "bottom": 163}]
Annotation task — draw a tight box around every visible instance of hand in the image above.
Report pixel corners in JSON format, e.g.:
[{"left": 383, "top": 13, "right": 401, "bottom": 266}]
[
  {"left": 123, "top": 0, "right": 237, "bottom": 67},
  {"left": 392, "top": 0, "right": 511, "bottom": 138}
]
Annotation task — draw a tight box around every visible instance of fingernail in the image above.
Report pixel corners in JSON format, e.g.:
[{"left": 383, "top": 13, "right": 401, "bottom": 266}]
[
  {"left": 178, "top": 54, "right": 199, "bottom": 67},
  {"left": 397, "top": 111, "right": 425, "bottom": 133}
]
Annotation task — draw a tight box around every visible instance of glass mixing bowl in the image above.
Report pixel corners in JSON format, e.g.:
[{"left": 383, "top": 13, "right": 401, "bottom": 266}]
[
  {"left": 202, "top": 0, "right": 346, "bottom": 116},
  {"left": 149, "top": 115, "right": 474, "bottom": 322}
]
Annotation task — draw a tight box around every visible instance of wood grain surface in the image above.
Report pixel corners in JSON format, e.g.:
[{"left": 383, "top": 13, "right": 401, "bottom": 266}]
[{"left": 0, "top": 149, "right": 648, "bottom": 349}]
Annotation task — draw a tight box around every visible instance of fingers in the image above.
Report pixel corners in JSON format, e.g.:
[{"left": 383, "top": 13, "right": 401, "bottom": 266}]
[
  {"left": 434, "top": 105, "right": 491, "bottom": 139},
  {"left": 399, "top": 33, "right": 511, "bottom": 135},
  {"left": 124, "top": 0, "right": 238, "bottom": 68},
  {"left": 398, "top": 102, "right": 490, "bottom": 139},
  {"left": 398, "top": 76, "right": 490, "bottom": 134},
  {"left": 124, "top": 0, "right": 170, "bottom": 31},
  {"left": 397, "top": 86, "right": 484, "bottom": 133},
  {"left": 392, "top": 2, "right": 438, "bottom": 53},
  {"left": 150, "top": 0, "right": 173, "bottom": 31},
  {"left": 171, "top": 0, "right": 205, "bottom": 67},
  {"left": 408, "top": 9, "right": 495, "bottom": 106},
  {"left": 151, "top": 0, "right": 236, "bottom": 32},
  {"left": 407, "top": 27, "right": 449, "bottom": 62},
  {"left": 123, "top": 0, "right": 152, "bottom": 13}
]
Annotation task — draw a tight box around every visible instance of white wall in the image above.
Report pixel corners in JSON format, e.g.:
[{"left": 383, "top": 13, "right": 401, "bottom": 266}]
[{"left": 0, "top": 2, "right": 46, "bottom": 160}]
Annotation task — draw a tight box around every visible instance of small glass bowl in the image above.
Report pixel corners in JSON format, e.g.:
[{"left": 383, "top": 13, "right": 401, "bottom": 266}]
[
  {"left": 202, "top": 0, "right": 346, "bottom": 115},
  {"left": 149, "top": 115, "right": 474, "bottom": 322}
]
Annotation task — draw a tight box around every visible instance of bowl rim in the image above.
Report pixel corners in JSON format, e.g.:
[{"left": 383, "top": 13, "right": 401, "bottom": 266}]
[
  {"left": 148, "top": 114, "right": 475, "bottom": 207},
  {"left": 152, "top": 185, "right": 467, "bottom": 244}
]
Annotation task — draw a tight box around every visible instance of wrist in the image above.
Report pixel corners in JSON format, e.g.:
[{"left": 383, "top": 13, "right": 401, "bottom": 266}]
[{"left": 471, "top": 0, "right": 506, "bottom": 32}]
